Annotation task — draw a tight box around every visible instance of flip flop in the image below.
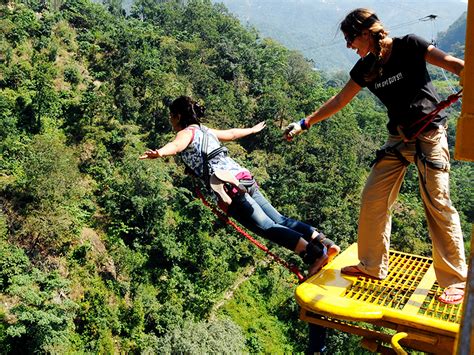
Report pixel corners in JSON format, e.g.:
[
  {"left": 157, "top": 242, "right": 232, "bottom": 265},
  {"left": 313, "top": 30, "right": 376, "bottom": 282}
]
[
  {"left": 438, "top": 287, "right": 464, "bottom": 305},
  {"left": 340, "top": 265, "right": 381, "bottom": 280}
]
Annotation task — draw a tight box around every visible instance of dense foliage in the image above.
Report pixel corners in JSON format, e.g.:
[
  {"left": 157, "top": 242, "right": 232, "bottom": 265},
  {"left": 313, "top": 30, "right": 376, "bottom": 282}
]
[{"left": 0, "top": 0, "right": 471, "bottom": 352}]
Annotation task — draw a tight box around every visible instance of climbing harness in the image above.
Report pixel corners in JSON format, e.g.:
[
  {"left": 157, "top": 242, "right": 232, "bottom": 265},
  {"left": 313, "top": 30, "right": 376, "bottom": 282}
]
[
  {"left": 183, "top": 125, "right": 245, "bottom": 209},
  {"left": 195, "top": 186, "right": 306, "bottom": 282},
  {"left": 370, "top": 140, "right": 409, "bottom": 168},
  {"left": 370, "top": 90, "right": 462, "bottom": 168},
  {"left": 200, "top": 126, "right": 228, "bottom": 188},
  {"left": 398, "top": 89, "right": 462, "bottom": 142}
]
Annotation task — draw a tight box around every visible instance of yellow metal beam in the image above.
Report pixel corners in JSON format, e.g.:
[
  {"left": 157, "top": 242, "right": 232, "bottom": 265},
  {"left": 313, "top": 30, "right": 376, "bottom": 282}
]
[
  {"left": 455, "top": 0, "right": 474, "bottom": 161},
  {"left": 455, "top": 1, "right": 474, "bottom": 353},
  {"left": 456, "top": 229, "right": 474, "bottom": 355}
]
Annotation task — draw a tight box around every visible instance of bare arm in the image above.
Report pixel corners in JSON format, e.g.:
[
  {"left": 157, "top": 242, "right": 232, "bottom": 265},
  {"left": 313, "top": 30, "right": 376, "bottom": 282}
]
[
  {"left": 284, "top": 79, "right": 361, "bottom": 140},
  {"left": 210, "top": 121, "right": 266, "bottom": 142},
  {"left": 306, "top": 79, "right": 362, "bottom": 127},
  {"left": 139, "top": 129, "right": 193, "bottom": 159},
  {"left": 425, "top": 45, "right": 464, "bottom": 76}
]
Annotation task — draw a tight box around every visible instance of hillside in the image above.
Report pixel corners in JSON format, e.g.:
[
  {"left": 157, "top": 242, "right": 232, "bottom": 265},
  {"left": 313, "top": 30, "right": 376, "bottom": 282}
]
[
  {"left": 213, "top": 0, "right": 468, "bottom": 72},
  {"left": 437, "top": 11, "right": 467, "bottom": 58},
  {"left": 0, "top": 0, "right": 471, "bottom": 353}
]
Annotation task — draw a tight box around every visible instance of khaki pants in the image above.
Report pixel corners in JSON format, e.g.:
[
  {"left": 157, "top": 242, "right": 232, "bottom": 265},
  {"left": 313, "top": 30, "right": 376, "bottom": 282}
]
[{"left": 357, "top": 126, "right": 467, "bottom": 288}]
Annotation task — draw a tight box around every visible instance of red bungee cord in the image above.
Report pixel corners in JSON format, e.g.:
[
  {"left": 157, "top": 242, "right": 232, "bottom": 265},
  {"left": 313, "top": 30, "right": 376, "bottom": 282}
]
[
  {"left": 195, "top": 187, "right": 306, "bottom": 282},
  {"left": 400, "top": 90, "right": 462, "bottom": 141}
]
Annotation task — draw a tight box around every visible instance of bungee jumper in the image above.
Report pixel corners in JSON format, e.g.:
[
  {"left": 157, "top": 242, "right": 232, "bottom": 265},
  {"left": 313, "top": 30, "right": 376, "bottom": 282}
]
[
  {"left": 139, "top": 95, "right": 340, "bottom": 279},
  {"left": 284, "top": 8, "right": 467, "bottom": 305}
]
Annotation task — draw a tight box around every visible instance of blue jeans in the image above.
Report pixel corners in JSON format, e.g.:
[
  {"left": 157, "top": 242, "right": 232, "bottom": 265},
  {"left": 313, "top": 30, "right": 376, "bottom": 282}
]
[{"left": 227, "top": 188, "right": 316, "bottom": 251}]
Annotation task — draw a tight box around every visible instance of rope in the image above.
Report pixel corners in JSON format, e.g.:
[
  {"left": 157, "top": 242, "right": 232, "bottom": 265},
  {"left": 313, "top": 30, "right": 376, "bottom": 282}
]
[
  {"left": 400, "top": 89, "right": 462, "bottom": 141},
  {"left": 195, "top": 187, "right": 306, "bottom": 282},
  {"left": 371, "top": 90, "right": 463, "bottom": 167}
]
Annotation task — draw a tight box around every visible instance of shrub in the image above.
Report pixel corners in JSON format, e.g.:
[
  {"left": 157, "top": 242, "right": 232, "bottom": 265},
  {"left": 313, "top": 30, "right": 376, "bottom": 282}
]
[
  {"left": 155, "top": 318, "right": 245, "bottom": 354},
  {"left": 0, "top": 240, "right": 30, "bottom": 291}
]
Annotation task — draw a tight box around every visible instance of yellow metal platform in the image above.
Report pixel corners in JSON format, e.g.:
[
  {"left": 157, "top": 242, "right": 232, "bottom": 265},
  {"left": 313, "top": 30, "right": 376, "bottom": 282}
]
[{"left": 296, "top": 243, "right": 463, "bottom": 354}]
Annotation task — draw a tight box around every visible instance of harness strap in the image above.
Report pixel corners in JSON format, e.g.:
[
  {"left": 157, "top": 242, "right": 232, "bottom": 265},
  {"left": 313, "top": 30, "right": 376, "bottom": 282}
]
[
  {"left": 417, "top": 154, "right": 450, "bottom": 170},
  {"left": 370, "top": 141, "right": 408, "bottom": 167},
  {"left": 313, "top": 232, "right": 336, "bottom": 249},
  {"left": 200, "top": 126, "right": 229, "bottom": 187},
  {"left": 398, "top": 90, "right": 462, "bottom": 142},
  {"left": 201, "top": 128, "right": 210, "bottom": 186},
  {"left": 207, "top": 146, "right": 228, "bottom": 160},
  {"left": 370, "top": 91, "right": 462, "bottom": 168},
  {"left": 414, "top": 138, "right": 450, "bottom": 186},
  {"left": 370, "top": 140, "right": 450, "bottom": 171},
  {"left": 238, "top": 178, "right": 257, "bottom": 197},
  {"left": 299, "top": 238, "right": 326, "bottom": 265},
  {"left": 195, "top": 186, "right": 305, "bottom": 282}
]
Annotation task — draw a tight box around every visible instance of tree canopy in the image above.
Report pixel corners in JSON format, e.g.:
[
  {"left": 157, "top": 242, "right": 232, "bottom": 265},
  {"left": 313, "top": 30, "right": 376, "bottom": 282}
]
[{"left": 0, "top": 0, "right": 471, "bottom": 352}]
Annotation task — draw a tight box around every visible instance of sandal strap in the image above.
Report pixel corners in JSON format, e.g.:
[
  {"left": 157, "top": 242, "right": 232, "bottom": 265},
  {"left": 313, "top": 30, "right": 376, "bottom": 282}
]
[
  {"left": 299, "top": 238, "right": 326, "bottom": 265},
  {"left": 314, "top": 232, "right": 335, "bottom": 248}
]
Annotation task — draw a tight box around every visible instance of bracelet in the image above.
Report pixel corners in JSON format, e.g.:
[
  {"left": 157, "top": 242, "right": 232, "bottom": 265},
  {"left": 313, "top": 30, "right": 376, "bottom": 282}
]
[{"left": 299, "top": 118, "right": 309, "bottom": 130}]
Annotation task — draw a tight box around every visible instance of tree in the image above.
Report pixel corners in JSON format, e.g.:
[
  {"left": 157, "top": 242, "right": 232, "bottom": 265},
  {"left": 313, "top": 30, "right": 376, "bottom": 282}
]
[{"left": 11, "top": 129, "right": 86, "bottom": 256}]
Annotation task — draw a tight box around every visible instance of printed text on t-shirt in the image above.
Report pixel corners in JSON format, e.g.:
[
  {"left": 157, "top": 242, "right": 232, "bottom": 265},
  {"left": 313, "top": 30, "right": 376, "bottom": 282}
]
[{"left": 374, "top": 72, "right": 404, "bottom": 90}]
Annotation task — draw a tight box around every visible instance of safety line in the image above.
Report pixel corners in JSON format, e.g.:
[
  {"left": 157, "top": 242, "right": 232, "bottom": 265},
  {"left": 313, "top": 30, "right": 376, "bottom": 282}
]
[
  {"left": 195, "top": 187, "right": 306, "bottom": 282},
  {"left": 401, "top": 89, "right": 463, "bottom": 141}
]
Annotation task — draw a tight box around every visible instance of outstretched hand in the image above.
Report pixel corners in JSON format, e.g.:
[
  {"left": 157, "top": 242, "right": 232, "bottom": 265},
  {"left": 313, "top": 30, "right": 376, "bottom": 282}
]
[
  {"left": 139, "top": 149, "right": 161, "bottom": 160},
  {"left": 252, "top": 121, "right": 266, "bottom": 133},
  {"left": 283, "top": 121, "right": 303, "bottom": 141}
]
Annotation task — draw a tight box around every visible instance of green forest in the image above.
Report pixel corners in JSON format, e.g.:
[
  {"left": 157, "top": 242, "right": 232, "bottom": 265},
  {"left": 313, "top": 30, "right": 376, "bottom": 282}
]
[{"left": 0, "top": 0, "right": 471, "bottom": 353}]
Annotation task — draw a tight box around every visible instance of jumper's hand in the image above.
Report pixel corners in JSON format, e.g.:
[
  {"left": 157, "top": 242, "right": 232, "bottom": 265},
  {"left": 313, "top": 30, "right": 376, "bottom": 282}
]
[
  {"left": 139, "top": 149, "right": 161, "bottom": 159},
  {"left": 283, "top": 121, "right": 304, "bottom": 141},
  {"left": 251, "top": 121, "right": 266, "bottom": 133}
]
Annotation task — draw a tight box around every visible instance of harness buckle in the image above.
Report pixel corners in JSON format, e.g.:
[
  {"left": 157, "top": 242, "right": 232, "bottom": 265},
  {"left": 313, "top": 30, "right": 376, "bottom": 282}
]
[{"left": 210, "top": 170, "right": 245, "bottom": 208}]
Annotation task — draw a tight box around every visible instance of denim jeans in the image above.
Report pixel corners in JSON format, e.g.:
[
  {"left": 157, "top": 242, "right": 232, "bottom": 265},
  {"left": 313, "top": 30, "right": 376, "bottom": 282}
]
[{"left": 227, "top": 187, "right": 316, "bottom": 251}]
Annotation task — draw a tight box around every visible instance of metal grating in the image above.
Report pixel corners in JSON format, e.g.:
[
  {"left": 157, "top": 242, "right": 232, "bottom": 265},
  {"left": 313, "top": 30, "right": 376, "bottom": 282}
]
[
  {"left": 343, "top": 251, "right": 432, "bottom": 309},
  {"left": 418, "top": 283, "right": 463, "bottom": 323}
]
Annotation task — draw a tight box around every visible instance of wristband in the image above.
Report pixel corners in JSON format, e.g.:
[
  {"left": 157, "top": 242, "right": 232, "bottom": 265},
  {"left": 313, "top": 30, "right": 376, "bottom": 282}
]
[{"left": 299, "top": 118, "right": 309, "bottom": 130}]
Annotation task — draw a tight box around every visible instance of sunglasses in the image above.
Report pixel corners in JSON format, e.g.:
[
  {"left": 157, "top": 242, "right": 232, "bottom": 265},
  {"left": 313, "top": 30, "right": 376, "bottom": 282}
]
[{"left": 344, "top": 32, "right": 360, "bottom": 45}]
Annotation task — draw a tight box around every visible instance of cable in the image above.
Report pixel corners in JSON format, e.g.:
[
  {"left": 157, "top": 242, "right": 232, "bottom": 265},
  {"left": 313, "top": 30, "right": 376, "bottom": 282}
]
[{"left": 195, "top": 186, "right": 306, "bottom": 282}]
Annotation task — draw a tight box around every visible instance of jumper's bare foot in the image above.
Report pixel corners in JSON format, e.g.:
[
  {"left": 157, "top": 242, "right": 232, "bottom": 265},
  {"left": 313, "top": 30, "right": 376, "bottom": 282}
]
[
  {"left": 438, "top": 287, "right": 464, "bottom": 305},
  {"left": 327, "top": 244, "right": 340, "bottom": 264}
]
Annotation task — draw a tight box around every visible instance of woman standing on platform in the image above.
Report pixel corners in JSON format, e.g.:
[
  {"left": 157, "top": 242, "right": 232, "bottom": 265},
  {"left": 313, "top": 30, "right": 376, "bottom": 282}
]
[{"left": 284, "top": 8, "right": 467, "bottom": 304}]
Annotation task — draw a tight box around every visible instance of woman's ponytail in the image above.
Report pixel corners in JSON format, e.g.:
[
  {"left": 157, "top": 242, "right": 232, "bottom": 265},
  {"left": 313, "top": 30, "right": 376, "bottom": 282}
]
[
  {"left": 192, "top": 102, "right": 206, "bottom": 119},
  {"left": 169, "top": 96, "right": 205, "bottom": 128}
]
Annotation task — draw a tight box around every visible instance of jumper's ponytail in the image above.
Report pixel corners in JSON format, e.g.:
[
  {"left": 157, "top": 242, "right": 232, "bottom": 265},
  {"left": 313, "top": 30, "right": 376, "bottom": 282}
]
[
  {"left": 169, "top": 96, "right": 206, "bottom": 128},
  {"left": 192, "top": 101, "right": 206, "bottom": 119}
]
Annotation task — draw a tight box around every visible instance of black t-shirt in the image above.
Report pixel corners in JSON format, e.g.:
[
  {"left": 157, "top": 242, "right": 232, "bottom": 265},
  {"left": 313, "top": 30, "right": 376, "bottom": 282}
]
[{"left": 350, "top": 34, "right": 446, "bottom": 135}]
